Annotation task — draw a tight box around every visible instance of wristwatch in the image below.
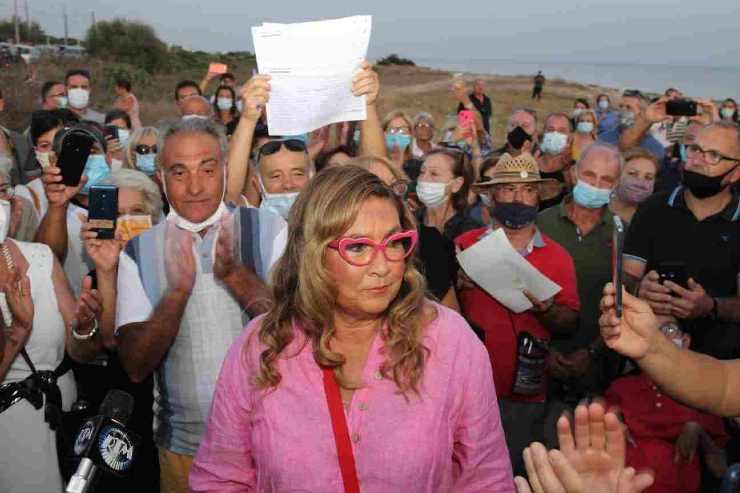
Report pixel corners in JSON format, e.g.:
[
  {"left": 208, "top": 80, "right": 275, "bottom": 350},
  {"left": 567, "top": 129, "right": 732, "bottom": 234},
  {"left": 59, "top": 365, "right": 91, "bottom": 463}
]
[{"left": 72, "top": 319, "right": 99, "bottom": 341}]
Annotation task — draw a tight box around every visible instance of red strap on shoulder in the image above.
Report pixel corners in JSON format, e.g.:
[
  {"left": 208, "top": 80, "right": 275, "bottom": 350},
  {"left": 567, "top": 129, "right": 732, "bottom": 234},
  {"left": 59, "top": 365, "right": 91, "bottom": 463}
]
[{"left": 322, "top": 367, "right": 361, "bottom": 493}]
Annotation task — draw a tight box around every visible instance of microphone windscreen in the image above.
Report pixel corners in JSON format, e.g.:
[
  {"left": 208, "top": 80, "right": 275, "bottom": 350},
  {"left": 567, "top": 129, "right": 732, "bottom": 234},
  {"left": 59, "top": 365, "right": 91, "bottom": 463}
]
[{"left": 99, "top": 389, "right": 134, "bottom": 426}]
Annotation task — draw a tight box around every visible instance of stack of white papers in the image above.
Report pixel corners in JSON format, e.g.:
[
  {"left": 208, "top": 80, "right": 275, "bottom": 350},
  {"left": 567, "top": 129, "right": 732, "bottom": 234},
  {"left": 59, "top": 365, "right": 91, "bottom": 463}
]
[
  {"left": 251, "top": 16, "right": 372, "bottom": 136},
  {"left": 457, "top": 229, "right": 562, "bottom": 313}
]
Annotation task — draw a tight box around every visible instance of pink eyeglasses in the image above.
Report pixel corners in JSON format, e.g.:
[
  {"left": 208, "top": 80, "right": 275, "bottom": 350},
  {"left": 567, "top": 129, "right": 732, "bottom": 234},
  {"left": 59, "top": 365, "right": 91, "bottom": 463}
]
[{"left": 327, "top": 230, "right": 418, "bottom": 267}]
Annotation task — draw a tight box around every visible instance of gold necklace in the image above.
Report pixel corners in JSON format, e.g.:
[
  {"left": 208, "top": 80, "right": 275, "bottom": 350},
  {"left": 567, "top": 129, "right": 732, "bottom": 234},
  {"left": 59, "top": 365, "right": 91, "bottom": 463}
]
[{"left": 0, "top": 242, "right": 15, "bottom": 327}]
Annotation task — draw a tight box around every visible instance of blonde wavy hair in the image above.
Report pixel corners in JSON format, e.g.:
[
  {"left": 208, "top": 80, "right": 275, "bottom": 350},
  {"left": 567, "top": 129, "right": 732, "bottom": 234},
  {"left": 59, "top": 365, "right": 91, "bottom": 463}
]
[{"left": 254, "top": 165, "right": 431, "bottom": 394}]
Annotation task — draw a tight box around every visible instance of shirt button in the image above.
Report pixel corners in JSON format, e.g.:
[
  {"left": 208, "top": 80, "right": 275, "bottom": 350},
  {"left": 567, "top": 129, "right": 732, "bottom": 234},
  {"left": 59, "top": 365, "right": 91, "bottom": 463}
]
[
  {"left": 359, "top": 403, "right": 368, "bottom": 411},
  {"left": 656, "top": 402, "right": 662, "bottom": 408},
  {"left": 373, "top": 370, "right": 382, "bottom": 380},
  {"left": 351, "top": 433, "right": 360, "bottom": 443}
]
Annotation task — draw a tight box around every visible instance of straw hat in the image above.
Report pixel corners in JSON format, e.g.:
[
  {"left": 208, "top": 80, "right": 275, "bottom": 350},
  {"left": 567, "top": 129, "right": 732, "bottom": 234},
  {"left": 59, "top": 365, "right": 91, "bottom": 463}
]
[{"left": 472, "top": 152, "right": 559, "bottom": 189}]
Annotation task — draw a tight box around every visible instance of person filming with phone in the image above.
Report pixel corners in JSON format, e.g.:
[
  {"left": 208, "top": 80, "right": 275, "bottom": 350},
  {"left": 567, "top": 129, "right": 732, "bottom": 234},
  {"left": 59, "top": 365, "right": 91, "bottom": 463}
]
[{"left": 623, "top": 122, "right": 740, "bottom": 360}]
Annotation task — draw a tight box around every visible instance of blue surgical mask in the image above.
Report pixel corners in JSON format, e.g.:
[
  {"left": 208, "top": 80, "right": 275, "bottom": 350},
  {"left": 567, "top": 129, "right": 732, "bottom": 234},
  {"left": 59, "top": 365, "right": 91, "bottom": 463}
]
[
  {"left": 679, "top": 144, "right": 688, "bottom": 163},
  {"left": 541, "top": 131, "right": 568, "bottom": 155},
  {"left": 136, "top": 153, "right": 157, "bottom": 176},
  {"left": 217, "top": 98, "right": 233, "bottom": 111},
  {"left": 385, "top": 134, "right": 411, "bottom": 151},
  {"left": 598, "top": 100, "right": 609, "bottom": 111},
  {"left": 258, "top": 176, "right": 298, "bottom": 220},
  {"left": 576, "top": 121, "right": 594, "bottom": 134},
  {"left": 720, "top": 108, "right": 736, "bottom": 120},
  {"left": 573, "top": 179, "right": 612, "bottom": 209},
  {"left": 81, "top": 154, "right": 110, "bottom": 195}
]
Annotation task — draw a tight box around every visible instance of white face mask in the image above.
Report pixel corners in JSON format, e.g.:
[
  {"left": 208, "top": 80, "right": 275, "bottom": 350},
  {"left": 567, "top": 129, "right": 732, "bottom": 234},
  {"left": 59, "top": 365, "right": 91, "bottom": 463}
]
[
  {"left": 182, "top": 114, "right": 208, "bottom": 120},
  {"left": 540, "top": 131, "right": 568, "bottom": 155},
  {"left": 0, "top": 199, "right": 11, "bottom": 243},
  {"left": 35, "top": 150, "right": 52, "bottom": 168},
  {"left": 68, "top": 88, "right": 90, "bottom": 109},
  {"left": 56, "top": 96, "right": 68, "bottom": 109},
  {"left": 258, "top": 175, "right": 298, "bottom": 220},
  {"left": 117, "top": 129, "right": 130, "bottom": 147},
  {"left": 161, "top": 171, "right": 228, "bottom": 233},
  {"left": 416, "top": 180, "right": 449, "bottom": 208},
  {"left": 217, "top": 98, "right": 233, "bottom": 111}
]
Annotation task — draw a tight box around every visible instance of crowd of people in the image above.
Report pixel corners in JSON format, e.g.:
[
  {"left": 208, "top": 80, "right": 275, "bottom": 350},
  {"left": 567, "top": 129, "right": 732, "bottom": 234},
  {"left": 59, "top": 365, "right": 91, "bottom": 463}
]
[{"left": 0, "top": 58, "right": 739, "bottom": 493}]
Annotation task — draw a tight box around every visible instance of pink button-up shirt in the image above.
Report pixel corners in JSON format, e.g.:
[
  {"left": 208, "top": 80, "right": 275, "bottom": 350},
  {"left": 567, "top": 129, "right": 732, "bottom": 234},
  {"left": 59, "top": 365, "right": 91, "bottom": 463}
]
[{"left": 189, "top": 304, "right": 514, "bottom": 492}]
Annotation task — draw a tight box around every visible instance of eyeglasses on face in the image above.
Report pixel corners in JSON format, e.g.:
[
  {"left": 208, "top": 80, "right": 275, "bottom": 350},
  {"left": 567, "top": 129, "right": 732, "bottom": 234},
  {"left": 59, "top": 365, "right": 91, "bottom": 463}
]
[
  {"left": 686, "top": 144, "right": 740, "bottom": 165},
  {"left": 135, "top": 144, "right": 157, "bottom": 155},
  {"left": 386, "top": 127, "right": 411, "bottom": 135},
  {"left": 257, "top": 139, "right": 307, "bottom": 160},
  {"left": 327, "top": 229, "right": 418, "bottom": 267}
]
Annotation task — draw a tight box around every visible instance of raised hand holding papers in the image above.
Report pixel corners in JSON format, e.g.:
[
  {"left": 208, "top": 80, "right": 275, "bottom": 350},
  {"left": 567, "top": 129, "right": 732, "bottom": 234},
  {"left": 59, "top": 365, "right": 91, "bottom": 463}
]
[
  {"left": 251, "top": 16, "right": 372, "bottom": 136},
  {"left": 456, "top": 228, "right": 562, "bottom": 313}
]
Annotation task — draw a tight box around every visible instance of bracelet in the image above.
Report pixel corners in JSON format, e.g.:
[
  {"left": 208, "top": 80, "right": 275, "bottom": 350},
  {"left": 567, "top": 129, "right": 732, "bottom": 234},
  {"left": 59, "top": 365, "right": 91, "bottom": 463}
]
[{"left": 72, "top": 319, "right": 99, "bottom": 341}]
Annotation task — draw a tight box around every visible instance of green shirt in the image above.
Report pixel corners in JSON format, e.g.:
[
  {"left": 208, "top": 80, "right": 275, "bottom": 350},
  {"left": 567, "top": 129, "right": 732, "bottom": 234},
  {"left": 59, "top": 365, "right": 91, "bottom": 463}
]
[{"left": 536, "top": 196, "right": 614, "bottom": 353}]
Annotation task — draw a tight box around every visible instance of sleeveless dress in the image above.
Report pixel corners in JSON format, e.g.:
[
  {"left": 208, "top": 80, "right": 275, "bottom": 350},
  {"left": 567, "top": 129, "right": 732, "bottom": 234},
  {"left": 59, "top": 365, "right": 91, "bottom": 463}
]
[{"left": 0, "top": 240, "right": 76, "bottom": 492}]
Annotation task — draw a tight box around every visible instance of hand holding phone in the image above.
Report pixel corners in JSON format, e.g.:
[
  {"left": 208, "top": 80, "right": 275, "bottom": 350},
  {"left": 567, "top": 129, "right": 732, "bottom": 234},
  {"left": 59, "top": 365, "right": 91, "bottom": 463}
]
[
  {"left": 458, "top": 109, "right": 475, "bottom": 129},
  {"left": 612, "top": 216, "right": 625, "bottom": 317},
  {"left": 208, "top": 63, "right": 228, "bottom": 76},
  {"left": 666, "top": 99, "right": 698, "bottom": 117},
  {"left": 58, "top": 130, "right": 95, "bottom": 187},
  {"left": 88, "top": 185, "right": 118, "bottom": 240}
]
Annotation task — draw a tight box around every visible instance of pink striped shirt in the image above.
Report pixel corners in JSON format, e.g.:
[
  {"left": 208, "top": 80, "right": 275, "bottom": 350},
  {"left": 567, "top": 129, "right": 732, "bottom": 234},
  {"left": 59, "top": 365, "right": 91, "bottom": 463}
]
[{"left": 189, "top": 304, "right": 514, "bottom": 492}]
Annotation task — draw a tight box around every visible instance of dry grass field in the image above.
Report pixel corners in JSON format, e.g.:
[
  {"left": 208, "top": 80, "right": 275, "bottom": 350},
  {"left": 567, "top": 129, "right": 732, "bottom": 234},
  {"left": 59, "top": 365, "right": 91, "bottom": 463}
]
[{"left": 1, "top": 58, "right": 618, "bottom": 145}]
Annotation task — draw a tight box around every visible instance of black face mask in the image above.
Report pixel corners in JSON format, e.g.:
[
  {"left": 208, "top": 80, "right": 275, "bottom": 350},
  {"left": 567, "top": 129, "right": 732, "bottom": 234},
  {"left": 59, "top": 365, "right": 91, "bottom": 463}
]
[
  {"left": 507, "top": 126, "right": 533, "bottom": 151},
  {"left": 682, "top": 167, "right": 736, "bottom": 199},
  {"left": 492, "top": 201, "right": 539, "bottom": 229},
  {"left": 539, "top": 170, "right": 565, "bottom": 183}
]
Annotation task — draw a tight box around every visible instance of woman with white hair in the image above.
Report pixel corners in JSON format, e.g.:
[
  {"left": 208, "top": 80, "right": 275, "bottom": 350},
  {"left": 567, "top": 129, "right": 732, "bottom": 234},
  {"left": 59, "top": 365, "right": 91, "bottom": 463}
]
[
  {"left": 81, "top": 168, "right": 163, "bottom": 347},
  {"left": 75, "top": 167, "right": 164, "bottom": 490},
  {"left": 123, "top": 126, "right": 159, "bottom": 178},
  {"left": 411, "top": 111, "right": 437, "bottom": 159}
]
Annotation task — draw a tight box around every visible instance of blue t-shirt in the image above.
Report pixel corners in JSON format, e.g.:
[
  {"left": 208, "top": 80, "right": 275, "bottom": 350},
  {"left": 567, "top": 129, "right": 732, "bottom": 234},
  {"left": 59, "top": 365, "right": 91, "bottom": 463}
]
[{"left": 598, "top": 127, "right": 665, "bottom": 161}]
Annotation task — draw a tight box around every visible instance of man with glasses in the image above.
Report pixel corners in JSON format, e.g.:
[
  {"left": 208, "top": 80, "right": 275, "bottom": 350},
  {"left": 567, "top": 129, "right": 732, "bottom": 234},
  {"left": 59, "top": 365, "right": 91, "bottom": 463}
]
[
  {"left": 625, "top": 122, "right": 740, "bottom": 360},
  {"left": 226, "top": 60, "right": 386, "bottom": 212},
  {"left": 40, "top": 81, "right": 67, "bottom": 110}
]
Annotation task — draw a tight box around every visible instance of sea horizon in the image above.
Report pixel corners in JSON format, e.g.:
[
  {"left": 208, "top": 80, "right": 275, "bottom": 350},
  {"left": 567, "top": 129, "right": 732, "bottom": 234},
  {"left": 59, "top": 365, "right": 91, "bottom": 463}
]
[{"left": 412, "top": 57, "right": 740, "bottom": 101}]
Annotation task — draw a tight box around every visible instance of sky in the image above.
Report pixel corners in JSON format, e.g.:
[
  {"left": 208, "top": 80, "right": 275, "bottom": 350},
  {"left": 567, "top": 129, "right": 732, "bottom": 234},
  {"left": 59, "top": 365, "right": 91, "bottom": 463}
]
[{"left": 3, "top": 0, "right": 740, "bottom": 67}]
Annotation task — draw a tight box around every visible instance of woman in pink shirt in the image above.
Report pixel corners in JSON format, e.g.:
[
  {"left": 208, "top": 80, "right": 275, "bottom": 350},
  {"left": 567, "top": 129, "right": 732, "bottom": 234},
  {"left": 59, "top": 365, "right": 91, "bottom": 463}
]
[{"left": 190, "top": 166, "right": 514, "bottom": 492}]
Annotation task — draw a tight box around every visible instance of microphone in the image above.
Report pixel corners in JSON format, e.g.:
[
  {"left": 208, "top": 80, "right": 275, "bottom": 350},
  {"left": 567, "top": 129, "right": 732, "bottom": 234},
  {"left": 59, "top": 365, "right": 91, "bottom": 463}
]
[{"left": 65, "top": 389, "right": 140, "bottom": 493}]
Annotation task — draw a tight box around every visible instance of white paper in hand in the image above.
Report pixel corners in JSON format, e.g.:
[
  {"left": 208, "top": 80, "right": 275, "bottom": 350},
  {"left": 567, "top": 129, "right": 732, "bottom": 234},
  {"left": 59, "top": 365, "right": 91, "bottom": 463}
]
[
  {"left": 251, "top": 16, "right": 372, "bottom": 136},
  {"left": 456, "top": 228, "right": 562, "bottom": 313}
]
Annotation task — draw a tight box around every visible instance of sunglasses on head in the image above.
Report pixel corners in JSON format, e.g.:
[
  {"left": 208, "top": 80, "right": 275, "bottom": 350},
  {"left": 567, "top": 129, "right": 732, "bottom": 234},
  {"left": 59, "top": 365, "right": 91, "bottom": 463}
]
[
  {"left": 258, "top": 139, "right": 307, "bottom": 160},
  {"left": 135, "top": 144, "right": 157, "bottom": 155}
]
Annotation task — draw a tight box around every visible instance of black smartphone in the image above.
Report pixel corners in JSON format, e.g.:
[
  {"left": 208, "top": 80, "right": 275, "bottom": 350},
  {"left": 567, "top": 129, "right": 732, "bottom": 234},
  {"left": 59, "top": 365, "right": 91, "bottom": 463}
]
[
  {"left": 612, "top": 216, "right": 625, "bottom": 317},
  {"left": 658, "top": 261, "right": 688, "bottom": 289},
  {"left": 666, "top": 99, "right": 698, "bottom": 117},
  {"left": 103, "top": 125, "right": 119, "bottom": 141},
  {"left": 88, "top": 185, "right": 118, "bottom": 240},
  {"left": 58, "top": 131, "right": 95, "bottom": 187}
]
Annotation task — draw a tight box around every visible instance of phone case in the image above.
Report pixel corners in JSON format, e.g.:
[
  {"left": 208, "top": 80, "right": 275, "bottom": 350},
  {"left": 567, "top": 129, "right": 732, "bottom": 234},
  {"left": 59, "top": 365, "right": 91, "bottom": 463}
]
[{"left": 88, "top": 186, "right": 118, "bottom": 240}]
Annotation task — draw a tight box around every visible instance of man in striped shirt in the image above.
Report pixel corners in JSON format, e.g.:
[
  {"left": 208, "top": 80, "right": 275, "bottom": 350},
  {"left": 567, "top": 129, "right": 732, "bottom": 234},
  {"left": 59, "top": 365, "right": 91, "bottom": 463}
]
[{"left": 114, "top": 117, "right": 287, "bottom": 493}]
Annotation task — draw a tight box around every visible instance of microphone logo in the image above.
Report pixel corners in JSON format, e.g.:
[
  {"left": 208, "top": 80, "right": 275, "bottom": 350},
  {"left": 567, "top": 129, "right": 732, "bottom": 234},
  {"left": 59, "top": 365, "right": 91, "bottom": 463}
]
[
  {"left": 73, "top": 420, "right": 96, "bottom": 456},
  {"left": 98, "top": 425, "right": 134, "bottom": 472}
]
